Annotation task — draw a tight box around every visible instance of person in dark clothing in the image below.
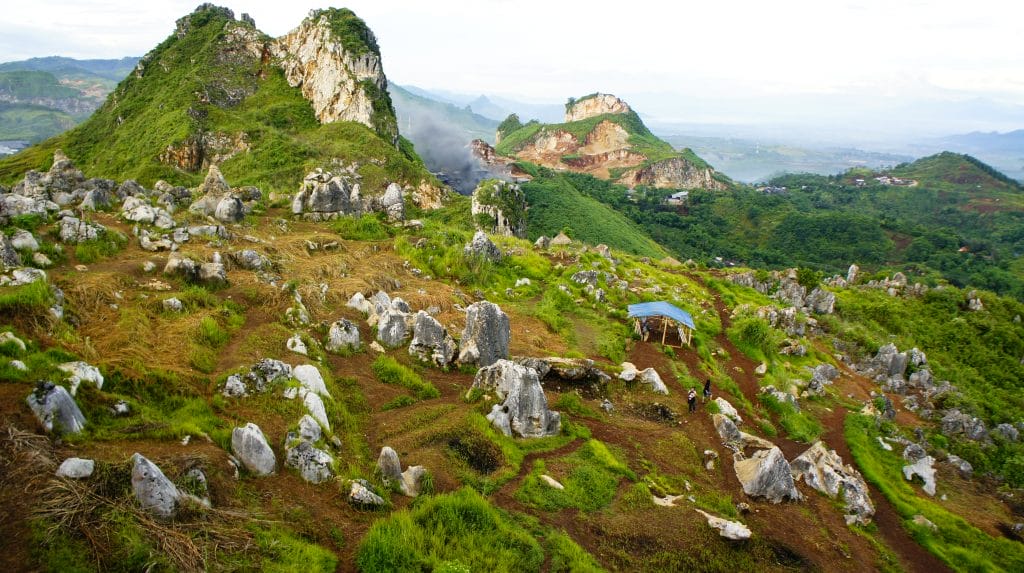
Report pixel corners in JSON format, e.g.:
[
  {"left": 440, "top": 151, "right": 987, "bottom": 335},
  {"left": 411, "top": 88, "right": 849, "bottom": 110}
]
[
  {"left": 687, "top": 388, "right": 697, "bottom": 413},
  {"left": 703, "top": 378, "right": 712, "bottom": 402}
]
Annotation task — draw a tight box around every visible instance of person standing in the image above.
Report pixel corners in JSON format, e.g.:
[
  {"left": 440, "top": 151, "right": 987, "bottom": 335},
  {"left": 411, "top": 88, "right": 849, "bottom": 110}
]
[
  {"left": 687, "top": 388, "right": 697, "bottom": 413},
  {"left": 703, "top": 378, "right": 712, "bottom": 402}
]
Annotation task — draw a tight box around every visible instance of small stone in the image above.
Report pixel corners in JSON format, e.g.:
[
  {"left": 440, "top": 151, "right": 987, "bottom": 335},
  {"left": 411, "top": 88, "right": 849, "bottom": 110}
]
[
  {"left": 286, "top": 333, "right": 308, "bottom": 355},
  {"left": 56, "top": 457, "right": 95, "bottom": 478},
  {"left": 540, "top": 474, "right": 565, "bottom": 490},
  {"left": 163, "top": 297, "right": 184, "bottom": 312}
]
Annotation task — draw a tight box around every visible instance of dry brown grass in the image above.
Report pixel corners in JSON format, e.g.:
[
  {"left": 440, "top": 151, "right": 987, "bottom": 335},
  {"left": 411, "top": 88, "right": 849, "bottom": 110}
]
[{"left": 1, "top": 424, "right": 257, "bottom": 572}]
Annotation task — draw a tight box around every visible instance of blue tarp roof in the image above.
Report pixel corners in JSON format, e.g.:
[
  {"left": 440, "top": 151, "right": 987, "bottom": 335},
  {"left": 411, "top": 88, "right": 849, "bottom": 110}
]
[{"left": 627, "top": 302, "right": 695, "bottom": 330}]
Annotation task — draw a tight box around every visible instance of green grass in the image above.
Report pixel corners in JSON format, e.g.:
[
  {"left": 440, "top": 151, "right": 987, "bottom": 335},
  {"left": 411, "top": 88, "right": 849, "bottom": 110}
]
[
  {"left": 253, "top": 526, "right": 338, "bottom": 572},
  {"left": 356, "top": 487, "right": 544, "bottom": 572},
  {"left": 331, "top": 213, "right": 393, "bottom": 241},
  {"left": 845, "top": 414, "right": 1024, "bottom": 572},
  {"left": 760, "top": 393, "right": 822, "bottom": 443},
  {"left": 372, "top": 355, "right": 440, "bottom": 399},
  {"left": 0, "top": 279, "right": 53, "bottom": 317},
  {"left": 514, "top": 439, "right": 635, "bottom": 512},
  {"left": 72, "top": 229, "right": 127, "bottom": 263},
  {"left": 546, "top": 531, "right": 607, "bottom": 573},
  {"left": 381, "top": 395, "right": 418, "bottom": 411}
]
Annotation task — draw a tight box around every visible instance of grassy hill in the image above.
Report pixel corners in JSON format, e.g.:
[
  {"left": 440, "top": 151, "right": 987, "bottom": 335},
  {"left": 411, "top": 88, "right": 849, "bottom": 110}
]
[{"left": 0, "top": 6, "right": 435, "bottom": 195}]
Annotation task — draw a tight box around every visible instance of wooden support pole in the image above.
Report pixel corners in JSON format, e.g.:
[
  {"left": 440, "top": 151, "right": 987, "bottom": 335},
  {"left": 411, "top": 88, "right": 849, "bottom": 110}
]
[{"left": 661, "top": 317, "right": 668, "bottom": 345}]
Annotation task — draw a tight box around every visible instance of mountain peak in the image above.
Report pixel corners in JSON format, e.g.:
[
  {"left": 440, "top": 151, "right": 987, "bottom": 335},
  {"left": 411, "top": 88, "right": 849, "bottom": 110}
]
[{"left": 565, "top": 93, "right": 631, "bottom": 122}]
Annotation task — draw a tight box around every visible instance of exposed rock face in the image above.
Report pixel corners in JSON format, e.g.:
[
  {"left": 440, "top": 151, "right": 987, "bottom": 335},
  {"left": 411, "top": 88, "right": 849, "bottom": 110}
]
[
  {"left": 0, "top": 233, "right": 21, "bottom": 270},
  {"left": 695, "top": 509, "right": 752, "bottom": 541},
  {"left": 620, "top": 156, "right": 728, "bottom": 191},
  {"left": 458, "top": 301, "right": 510, "bottom": 367},
  {"left": 484, "top": 362, "right": 561, "bottom": 438},
  {"left": 272, "top": 8, "right": 398, "bottom": 143},
  {"left": 326, "top": 318, "right": 360, "bottom": 352},
  {"left": 230, "top": 249, "right": 272, "bottom": 271},
  {"left": 471, "top": 179, "right": 526, "bottom": 238},
  {"left": 408, "top": 311, "right": 457, "bottom": 366},
  {"left": 376, "top": 302, "right": 411, "bottom": 349},
  {"left": 791, "top": 441, "right": 874, "bottom": 525},
  {"left": 377, "top": 446, "right": 402, "bottom": 482},
  {"left": 26, "top": 382, "right": 86, "bottom": 434},
  {"left": 223, "top": 358, "right": 292, "bottom": 396},
  {"left": 159, "top": 131, "right": 250, "bottom": 173},
  {"left": 902, "top": 455, "right": 937, "bottom": 496},
  {"left": 463, "top": 230, "right": 503, "bottom": 263},
  {"left": 733, "top": 447, "right": 802, "bottom": 503},
  {"left": 805, "top": 288, "right": 836, "bottom": 314},
  {"left": 189, "top": 165, "right": 249, "bottom": 223},
  {"left": 291, "top": 168, "right": 366, "bottom": 220},
  {"left": 231, "top": 423, "right": 276, "bottom": 476},
  {"left": 303, "top": 391, "right": 330, "bottom": 432},
  {"left": 131, "top": 453, "right": 180, "bottom": 519},
  {"left": 565, "top": 94, "right": 632, "bottom": 122},
  {"left": 715, "top": 398, "right": 742, "bottom": 424},
  {"left": 940, "top": 409, "right": 988, "bottom": 441}
]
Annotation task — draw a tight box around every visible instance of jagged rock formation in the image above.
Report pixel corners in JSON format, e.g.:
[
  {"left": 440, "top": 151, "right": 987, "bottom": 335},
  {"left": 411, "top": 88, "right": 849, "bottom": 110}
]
[
  {"left": 485, "top": 361, "right": 561, "bottom": 438},
  {"left": 408, "top": 311, "right": 457, "bottom": 367},
  {"left": 733, "top": 446, "right": 802, "bottom": 503},
  {"left": 791, "top": 441, "right": 875, "bottom": 525},
  {"left": 26, "top": 381, "right": 86, "bottom": 434},
  {"left": 695, "top": 509, "right": 752, "bottom": 541},
  {"left": 131, "top": 453, "right": 181, "bottom": 519},
  {"left": 273, "top": 8, "right": 398, "bottom": 144},
  {"left": 232, "top": 423, "right": 276, "bottom": 476},
  {"left": 565, "top": 93, "right": 632, "bottom": 122},
  {"left": 471, "top": 179, "right": 526, "bottom": 238}
]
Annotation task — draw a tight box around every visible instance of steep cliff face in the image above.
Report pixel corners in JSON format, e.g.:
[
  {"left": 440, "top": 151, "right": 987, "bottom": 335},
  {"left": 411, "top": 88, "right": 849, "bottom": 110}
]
[
  {"left": 564, "top": 93, "right": 631, "bottom": 122},
  {"left": 273, "top": 9, "right": 399, "bottom": 144},
  {"left": 471, "top": 179, "right": 527, "bottom": 238},
  {"left": 621, "top": 157, "right": 728, "bottom": 191}
]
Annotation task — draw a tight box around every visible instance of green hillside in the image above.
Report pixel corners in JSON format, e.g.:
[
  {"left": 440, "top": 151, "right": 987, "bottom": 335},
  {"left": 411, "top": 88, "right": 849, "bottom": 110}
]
[
  {"left": 0, "top": 71, "right": 80, "bottom": 100},
  {"left": 0, "top": 102, "right": 76, "bottom": 141},
  {"left": 0, "top": 6, "right": 435, "bottom": 194}
]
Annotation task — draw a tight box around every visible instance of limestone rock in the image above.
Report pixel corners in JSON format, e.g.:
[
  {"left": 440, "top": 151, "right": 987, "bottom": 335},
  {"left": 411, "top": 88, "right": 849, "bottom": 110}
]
[
  {"left": 293, "top": 364, "right": 330, "bottom": 398},
  {"left": 714, "top": 413, "right": 743, "bottom": 444},
  {"left": 0, "top": 331, "right": 26, "bottom": 352},
  {"left": 26, "top": 382, "right": 86, "bottom": 434},
  {"left": 9, "top": 229, "right": 39, "bottom": 252},
  {"left": 733, "top": 447, "right": 802, "bottom": 503},
  {"left": 231, "top": 423, "right": 276, "bottom": 476},
  {"left": 58, "top": 361, "right": 103, "bottom": 395},
  {"left": 946, "top": 454, "right": 973, "bottom": 479},
  {"left": 408, "top": 310, "right": 457, "bottom": 366},
  {"left": 380, "top": 183, "right": 405, "bottom": 222},
  {"left": 902, "top": 456, "right": 937, "bottom": 496},
  {"left": 347, "top": 292, "right": 373, "bottom": 314},
  {"left": 791, "top": 441, "right": 874, "bottom": 525},
  {"left": 286, "top": 333, "right": 308, "bottom": 355},
  {"left": 458, "top": 301, "right": 510, "bottom": 367},
  {"left": 58, "top": 216, "right": 104, "bottom": 244},
  {"left": 695, "top": 509, "right": 752, "bottom": 541},
  {"left": 0, "top": 234, "right": 22, "bottom": 270},
  {"left": 303, "top": 391, "right": 331, "bottom": 432},
  {"left": 471, "top": 179, "right": 526, "bottom": 238},
  {"left": 326, "top": 319, "right": 360, "bottom": 352},
  {"left": 471, "top": 359, "right": 531, "bottom": 400},
  {"left": 273, "top": 9, "right": 398, "bottom": 143},
  {"left": 619, "top": 362, "right": 638, "bottom": 381},
  {"left": 485, "top": 364, "right": 560, "bottom": 438},
  {"left": 163, "top": 297, "right": 184, "bottom": 312},
  {"left": 463, "top": 230, "right": 502, "bottom": 262},
  {"left": 131, "top": 453, "right": 180, "bottom": 519},
  {"left": 376, "top": 303, "right": 410, "bottom": 348},
  {"left": 56, "top": 457, "right": 95, "bottom": 479},
  {"left": 540, "top": 475, "right": 565, "bottom": 490},
  {"left": 377, "top": 447, "right": 403, "bottom": 482},
  {"left": 348, "top": 479, "right": 387, "bottom": 507},
  {"left": 639, "top": 368, "right": 669, "bottom": 395},
  {"left": 230, "top": 249, "right": 271, "bottom": 271},
  {"left": 285, "top": 438, "right": 334, "bottom": 484},
  {"left": 715, "top": 397, "right": 742, "bottom": 424},
  {"left": 805, "top": 288, "right": 835, "bottom": 314}
]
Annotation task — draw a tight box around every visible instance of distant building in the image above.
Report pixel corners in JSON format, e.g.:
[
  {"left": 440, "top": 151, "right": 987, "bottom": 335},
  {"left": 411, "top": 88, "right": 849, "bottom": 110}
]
[
  {"left": 664, "top": 191, "right": 689, "bottom": 205},
  {"left": 756, "top": 185, "right": 787, "bottom": 195}
]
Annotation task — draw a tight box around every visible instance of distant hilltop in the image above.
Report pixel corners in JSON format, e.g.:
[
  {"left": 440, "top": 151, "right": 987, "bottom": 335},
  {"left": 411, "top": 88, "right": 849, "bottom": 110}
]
[{"left": 486, "top": 92, "right": 731, "bottom": 191}]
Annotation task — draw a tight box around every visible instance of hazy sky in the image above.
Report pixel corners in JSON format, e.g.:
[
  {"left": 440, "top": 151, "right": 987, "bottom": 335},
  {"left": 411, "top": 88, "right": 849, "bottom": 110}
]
[{"left": 3, "top": 0, "right": 1022, "bottom": 133}]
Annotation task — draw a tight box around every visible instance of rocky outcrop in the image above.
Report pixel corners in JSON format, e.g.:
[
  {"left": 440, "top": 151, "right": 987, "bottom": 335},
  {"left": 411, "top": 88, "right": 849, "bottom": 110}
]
[
  {"left": 159, "top": 131, "right": 250, "bottom": 173},
  {"left": 290, "top": 168, "right": 413, "bottom": 220},
  {"left": 272, "top": 8, "right": 398, "bottom": 143},
  {"left": 222, "top": 358, "right": 292, "bottom": 397},
  {"left": 484, "top": 361, "right": 561, "bottom": 438},
  {"left": 58, "top": 216, "right": 105, "bottom": 243},
  {"left": 458, "top": 301, "right": 510, "bottom": 367},
  {"left": 791, "top": 441, "right": 874, "bottom": 525},
  {"left": 293, "top": 364, "right": 330, "bottom": 398},
  {"left": 565, "top": 94, "right": 632, "bottom": 122},
  {"left": 639, "top": 368, "right": 669, "bottom": 395},
  {"left": 471, "top": 359, "right": 530, "bottom": 399},
  {"left": 348, "top": 479, "right": 386, "bottom": 507},
  {"left": 733, "top": 447, "right": 802, "bottom": 503},
  {"left": 471, "top": 179, "right": 526, "bottom": 238},
  {"left": 620, "top": 156, "right": 728, "bottom": 191},
  {"left": 408, "top": 311, "right": 457, "bottom": 367},
  {"left": 56, "top": 457, "right": 95, "bottom": 479},
  {"left": 131, "top": 453, "right": 180, "bottom": 519},
  {"left": 376, "top": 446, "right": 426, "bottom": 497},
  {"left": 58, "top": 361, "right": 104, "bottom": 395},
  {"left": 189, "top": 165, "right": 253, "bottom": 224},
  {"left": 284, "top": 439, "right": 334, "bottom": 484}
]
